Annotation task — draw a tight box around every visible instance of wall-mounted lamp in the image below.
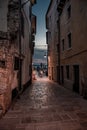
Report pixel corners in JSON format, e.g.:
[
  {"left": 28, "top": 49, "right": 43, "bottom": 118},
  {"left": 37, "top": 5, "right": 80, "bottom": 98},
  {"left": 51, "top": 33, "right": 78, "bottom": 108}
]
[{"left": 44, "top": 54, "right": 47, "bottom": 58}]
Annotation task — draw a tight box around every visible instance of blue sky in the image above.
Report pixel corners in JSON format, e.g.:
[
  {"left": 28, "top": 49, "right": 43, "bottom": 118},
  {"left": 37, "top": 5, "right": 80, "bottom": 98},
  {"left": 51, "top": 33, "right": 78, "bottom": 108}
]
[{"left": 32, "top": 0, "right": 50, "bottom": 47}]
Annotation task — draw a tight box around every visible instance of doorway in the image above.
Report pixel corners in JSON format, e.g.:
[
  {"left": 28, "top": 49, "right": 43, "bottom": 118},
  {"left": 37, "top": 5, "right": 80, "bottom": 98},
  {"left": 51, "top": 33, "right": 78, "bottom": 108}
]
[
  {"left": 61, "top": 66, "right": 64, "bottom": 84},
  {"left": 73, "top": 65, "right": 79, "bottom": 93},
  {"left": 57, "top": 66, "right": 59, "bottom": 82}
]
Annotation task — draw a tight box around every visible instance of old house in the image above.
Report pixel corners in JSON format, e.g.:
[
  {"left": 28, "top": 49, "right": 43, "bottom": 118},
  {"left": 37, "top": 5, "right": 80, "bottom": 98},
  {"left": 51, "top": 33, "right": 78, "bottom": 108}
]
[
  {"left": 57, "top": 0, "right": 87, "bottom": 98},
  {"left": 46, "top": 0, "right": 59, "bottom": 82},
  {"left": 46, "top": 0, "right": 87, "bottom": 98},
  {"left": 0, "top": 0, "right": 36, "bottom": 113}
]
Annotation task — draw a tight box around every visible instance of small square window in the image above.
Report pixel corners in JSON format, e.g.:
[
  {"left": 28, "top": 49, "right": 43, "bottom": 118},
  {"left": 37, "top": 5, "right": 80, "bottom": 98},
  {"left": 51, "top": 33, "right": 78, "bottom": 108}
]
[{"left": 0, "top": 60, "right": 6, "bottom": 68}]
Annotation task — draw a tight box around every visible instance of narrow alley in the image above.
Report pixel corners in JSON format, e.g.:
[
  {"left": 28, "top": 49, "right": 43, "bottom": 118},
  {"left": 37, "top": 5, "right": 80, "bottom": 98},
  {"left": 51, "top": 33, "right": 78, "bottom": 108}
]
[{"left": 0, "top": 77, "right": 87, "bottom": 130}]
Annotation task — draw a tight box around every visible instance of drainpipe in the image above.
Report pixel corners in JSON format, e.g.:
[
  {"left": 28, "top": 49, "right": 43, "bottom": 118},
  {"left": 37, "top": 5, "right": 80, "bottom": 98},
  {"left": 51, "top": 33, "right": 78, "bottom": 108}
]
[
  {"left": 47, "top": 45, "right": 48, "bottom": 76},
  {"left": 19, "top": 0, "right": 22, "bottom": 91},
  {"left": 57, "top": 15, "right": 61, "bottom": 84}
]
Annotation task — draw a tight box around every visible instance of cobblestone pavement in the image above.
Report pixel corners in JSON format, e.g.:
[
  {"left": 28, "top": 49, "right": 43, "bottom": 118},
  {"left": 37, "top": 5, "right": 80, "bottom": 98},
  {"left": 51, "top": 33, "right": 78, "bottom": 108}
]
[{"left": 0, "top": 77, "right": 87, "bottom": 130}]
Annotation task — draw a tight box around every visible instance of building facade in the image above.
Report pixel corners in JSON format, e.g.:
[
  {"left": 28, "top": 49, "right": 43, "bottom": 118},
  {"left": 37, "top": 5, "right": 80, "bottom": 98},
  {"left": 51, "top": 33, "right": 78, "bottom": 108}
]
[
  {"left": 46, "top": 0, "right": 59, "bottom": 82},
  {"left": 0, "top": 0, "right": 36, "bottom": 113},
  {"left": 46, "top": 0, "right": 87, "bottom": 98},
  {"left": 58, "top": 0, "right": 87, "bottom": 97}
]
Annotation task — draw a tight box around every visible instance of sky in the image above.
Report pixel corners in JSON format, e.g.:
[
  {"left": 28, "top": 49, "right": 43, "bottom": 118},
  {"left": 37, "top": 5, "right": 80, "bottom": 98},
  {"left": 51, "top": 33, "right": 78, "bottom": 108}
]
[
  {"left": 33, "top": 48, "right": 47, "bottom": 65},
  {"left": 32, "top": 0, "right": 50, "bottom": 47}
]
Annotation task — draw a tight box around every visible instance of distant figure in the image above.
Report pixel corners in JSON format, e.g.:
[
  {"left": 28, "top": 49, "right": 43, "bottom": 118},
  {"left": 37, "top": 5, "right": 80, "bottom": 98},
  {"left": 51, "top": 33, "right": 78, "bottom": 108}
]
[
  {"left": 37, "top": 66, "right": 40, "bottom": 72},
  {"left": 39, "top": 69, "right": 43, "bottom": 77},
  {"left": 32, "top": 69, "right": 37, "bottom": 80}
]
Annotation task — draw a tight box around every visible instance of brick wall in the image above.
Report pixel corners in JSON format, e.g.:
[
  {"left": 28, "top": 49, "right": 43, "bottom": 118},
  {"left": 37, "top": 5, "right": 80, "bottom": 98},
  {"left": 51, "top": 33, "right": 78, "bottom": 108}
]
[{"left": 0, "top": 40, "right": 12, "bottom": 113}]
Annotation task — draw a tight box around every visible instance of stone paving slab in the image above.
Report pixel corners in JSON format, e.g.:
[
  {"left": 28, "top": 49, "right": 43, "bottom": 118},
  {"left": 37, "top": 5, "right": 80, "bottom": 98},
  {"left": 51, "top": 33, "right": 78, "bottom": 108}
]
[{"left": 0, "top": 77, "right": 87, "bottom": 130}]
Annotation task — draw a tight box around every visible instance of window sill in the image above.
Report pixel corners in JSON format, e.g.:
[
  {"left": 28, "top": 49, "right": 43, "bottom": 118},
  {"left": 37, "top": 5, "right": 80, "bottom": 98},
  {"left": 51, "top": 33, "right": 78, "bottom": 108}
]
[{"left": 66, "top": 47, "right": 72, "bottom": 51}]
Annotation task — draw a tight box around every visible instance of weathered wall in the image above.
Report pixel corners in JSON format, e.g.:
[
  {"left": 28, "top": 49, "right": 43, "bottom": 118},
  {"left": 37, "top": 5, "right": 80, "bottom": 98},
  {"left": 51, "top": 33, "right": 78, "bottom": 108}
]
[
  {"left": 60, "top": 0, "right": 87, "bottom": 96},
  {"left": 0, "top": 40, "right": 12, "bottom": 112},
  {"left": 0, "top": 0, "right": 34, "bottom": 112},
  {"left": 0, "top": 0, "right": 12, "bottom": 112},
  {"left": 7, "top": 0, "right": 20, "bottom": 92}
]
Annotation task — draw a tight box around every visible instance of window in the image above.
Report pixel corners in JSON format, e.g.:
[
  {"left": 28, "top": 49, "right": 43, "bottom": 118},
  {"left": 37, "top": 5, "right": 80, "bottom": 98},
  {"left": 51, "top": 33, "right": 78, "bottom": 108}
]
[
  {"left": 68, "top": 33, "right": 71, "bottom": 48},
  {"left": 66, "top": 65, "right": 69, "bottom": 79},
  {"left": 49, "top": 16, "right": 52, "bottom": 27},
  {"left": 62, "top": 39, "right": 65, "bottom": 51},
  {"left": 67, "top": 5, "right": 71, "bottom": 19},
  {"left": 0, "top": 60, "right": 6, "bottom": 68},
  {"left": 21, "top": 13, "right": 24, "bottom": 37},
  {"left": 57, "top": 44, "right": 59, "bottom": 53}
]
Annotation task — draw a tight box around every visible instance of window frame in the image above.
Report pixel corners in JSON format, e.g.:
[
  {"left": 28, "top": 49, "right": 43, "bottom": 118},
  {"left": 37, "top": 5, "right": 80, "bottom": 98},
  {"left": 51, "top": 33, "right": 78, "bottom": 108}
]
[
  {"left": 67, "top": 5, "right": 71, "bottom": 19},
  {"left": 68, "top": 33, "right": 71, "bottom": 48}
]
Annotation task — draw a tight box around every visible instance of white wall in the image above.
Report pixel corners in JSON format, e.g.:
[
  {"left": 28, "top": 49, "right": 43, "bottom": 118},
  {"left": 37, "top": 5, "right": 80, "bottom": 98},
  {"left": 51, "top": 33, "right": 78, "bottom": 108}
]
[
  {"left": 0, "top": 0, "right": 8, "bottom": 32},
  {"left": 21, "top": 0, "right": 32, "bottom": 85}
]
